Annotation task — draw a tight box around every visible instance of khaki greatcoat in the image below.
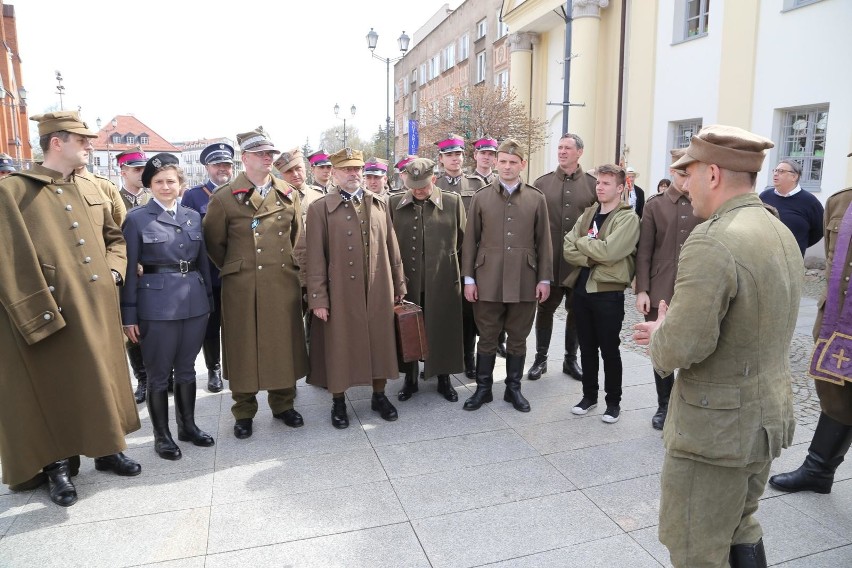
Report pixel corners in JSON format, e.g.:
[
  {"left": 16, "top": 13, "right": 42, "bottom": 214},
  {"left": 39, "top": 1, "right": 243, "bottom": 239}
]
[
  {"left": 0, "top": 165, "right": 140, "bottom": 486},
  {"left": 202, "top": 173, "right": 308, "bottom": 393},
  {"left": 78, "top": 169, "right": 126, "bottom": 227},
  {"left": 389, "top": 187, "right": 466, "bottom": 377},
  {"left": 304, "top": 189, "right": 406, "bottom": 392},
  {"left": 435, "top": 174, "right": 484, "bottom": 211}
]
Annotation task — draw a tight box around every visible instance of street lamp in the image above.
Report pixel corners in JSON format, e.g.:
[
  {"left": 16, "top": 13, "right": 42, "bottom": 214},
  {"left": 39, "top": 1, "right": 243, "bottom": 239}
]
[
  {"left": 333, "top": 103, "right": 356, "bottom": 147},
  {"left": 55, "top": 71, "right": 65, "bottom": 110},
  {"left": 366, "top": 28, "right": 410, "bottom": 164},
  {"left": 97, "top": 117, "right": 118, "bottom": 183},
  {"left": 0, "top": 85, "right": 27, "bottom": 168}
]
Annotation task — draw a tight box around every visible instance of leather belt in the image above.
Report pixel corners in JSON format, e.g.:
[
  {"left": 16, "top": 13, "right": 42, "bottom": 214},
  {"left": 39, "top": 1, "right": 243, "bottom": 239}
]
[{"left": 142, "top": 261, "right": 197, "bottom": 274}]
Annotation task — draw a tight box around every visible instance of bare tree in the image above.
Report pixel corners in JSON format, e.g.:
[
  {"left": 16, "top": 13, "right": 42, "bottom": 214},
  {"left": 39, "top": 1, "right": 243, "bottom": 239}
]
[{"left": 415, "top": 84, "right": 548, "bottom": 165}]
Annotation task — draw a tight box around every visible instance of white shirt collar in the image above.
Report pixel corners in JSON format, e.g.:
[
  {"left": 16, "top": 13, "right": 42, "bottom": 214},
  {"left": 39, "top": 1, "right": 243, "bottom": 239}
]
[
  {"left": 152, "top": 197, "right": 176, "bottom": 214},
  {"left": 774, "top": 184, "right": 802, "bottom": 197}
]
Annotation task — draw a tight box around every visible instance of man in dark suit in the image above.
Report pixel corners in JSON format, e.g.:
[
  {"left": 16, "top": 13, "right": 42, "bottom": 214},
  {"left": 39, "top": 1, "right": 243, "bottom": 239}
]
[{"left": 626, "top": 166, "right": 645, "bottom": 218}]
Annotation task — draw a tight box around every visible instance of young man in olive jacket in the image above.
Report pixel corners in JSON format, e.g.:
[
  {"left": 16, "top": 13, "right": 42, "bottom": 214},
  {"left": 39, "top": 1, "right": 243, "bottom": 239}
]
[{"left": 563, "top": 164, "right": 640, "bottom": 424}]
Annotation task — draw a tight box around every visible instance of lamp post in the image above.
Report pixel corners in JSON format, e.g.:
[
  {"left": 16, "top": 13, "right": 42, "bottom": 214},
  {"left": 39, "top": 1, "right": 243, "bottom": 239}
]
[
  {"left": 333, "top": 103, "right": 356, "bottom": 147},
  {"left": 97, "top": 117, "right": 118, "bottom": 183},
  {"left": 366, "top": 28, "right": 410, "bottom": 164},
  {"left": 0, "top": 85, "right": 27, "bottom": 168},
  {"left": 55, "top": 71, "right": 65, "bottom": 110}
]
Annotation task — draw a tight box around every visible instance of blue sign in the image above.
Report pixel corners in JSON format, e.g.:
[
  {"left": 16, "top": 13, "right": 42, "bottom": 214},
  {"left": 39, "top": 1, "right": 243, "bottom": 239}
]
[{"left": 408, "top": 120, "right": 419, "bottom": 156}]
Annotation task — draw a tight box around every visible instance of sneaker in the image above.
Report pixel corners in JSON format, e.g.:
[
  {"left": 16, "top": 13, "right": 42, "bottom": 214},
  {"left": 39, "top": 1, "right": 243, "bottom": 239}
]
[
  {"left": 571, "top": 398, "right": 597, "bottom": 415},
  {"left": 602, "top": 405, "right": 621, "bottom": 423}
]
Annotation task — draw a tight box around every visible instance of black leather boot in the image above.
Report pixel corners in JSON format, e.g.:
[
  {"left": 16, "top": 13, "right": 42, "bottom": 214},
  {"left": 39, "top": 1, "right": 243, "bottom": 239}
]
[
  {"left": 127, "top": 341, "right": 147, "bottom": 404},
  {"left": 371, "top": 392, "right": 399, "bottom": 421},
  {"left": 496, "top": 331, "right": 507, "bottom": 358},
  {"left": 94, "top": 453, "right": 142, "bottom": 476},
  {"left": 463, "top": 353, "right": 495, "bottom": 410},
  {"left": 562, "top": 326, "right": 582, "bottom": 381},
  {"left": 147, "top": 390, "right": 182, "bottom": 460},
  {"left": 332, "top": 397, "right": 349, "bottom": 429},
  {"left": 729, "top": 538, "right": 767, "bottom": 568},
  {"left": 527, "top": 327, "right": 552, "bottom": 381},
  {"left": 174, "top": 382, "right": 215, "bottom": 447},
  {"left": 504, "top": 354, "right": 531, "bottom": 412},
  {"left": 204, "top": 338, "right": 223, "bottom": 393},
  {"left": 397, "top": 363, "right": 419, "bottom": 401},
  {"left": 463, "top": 352, "right": 476, "bottom": 380},
  {"left": 167, "top": 370, "right": 174, "bottom": 394},
  {"left": 769, "top": 412, "right": 852, "bottom": 494},
  {"left": 436, "top": 374, "right": 458, "bottom": 402},
  {"left": 463, "top": 313, "right": 477, "bottom": 380},
  {"left": 43, "top": 460, "right": 77, "bottom": 507},
  {"left": 651, "top": 372, "right": 674, "bottom": 430}
]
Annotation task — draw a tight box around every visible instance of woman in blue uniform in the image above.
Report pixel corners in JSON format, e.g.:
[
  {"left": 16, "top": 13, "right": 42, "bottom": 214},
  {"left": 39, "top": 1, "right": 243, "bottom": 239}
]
[{"left": 121, "top": 153, "right": 215, "bottom": 460}]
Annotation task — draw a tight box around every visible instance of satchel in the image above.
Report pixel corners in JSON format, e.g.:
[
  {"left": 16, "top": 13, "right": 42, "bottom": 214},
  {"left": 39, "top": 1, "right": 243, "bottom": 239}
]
[
  {"left": 810, "top": 200, "right": 852, "bottom": 384},
  {"left": 394, "top": 301, "right": 429, "bottom": 363}
]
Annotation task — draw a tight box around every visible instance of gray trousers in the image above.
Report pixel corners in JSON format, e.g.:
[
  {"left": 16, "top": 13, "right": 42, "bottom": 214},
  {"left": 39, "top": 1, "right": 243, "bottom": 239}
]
[{"left": 139, "top": 315, "right": 208, "bottom": 392}]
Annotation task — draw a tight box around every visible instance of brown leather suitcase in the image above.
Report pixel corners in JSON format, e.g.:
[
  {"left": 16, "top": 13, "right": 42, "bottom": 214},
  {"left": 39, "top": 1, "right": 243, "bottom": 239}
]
[{"left": 394, "top": 301, "right": 428, "bottom": 363}]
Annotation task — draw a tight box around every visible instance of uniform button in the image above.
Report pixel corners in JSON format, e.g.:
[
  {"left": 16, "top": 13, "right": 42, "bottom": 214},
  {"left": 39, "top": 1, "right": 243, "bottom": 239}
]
[
  {"left": 179, "top": 243, "right": 184, "bottom": 248},
  {"left": 507, "top": 246, "right": 512, "bottom": 250},
  {"left": 361, "top": 220, "right": 365, "bottom": 224},
  {"left": 58, "top": 307, "right": 62, "bottom": 312},
  {"left": 257, "top": 248, "right": 262, "bottom": 253},
  {"left": 176, "top": 228, "right": 182, "bottom": 233},
  {"left": 350, "top": 275, "right": 356, "bottom": 279},
  {"left": 255, "top": 232, "right": 260, "bottom": 237},
  {"left": 349, "top": 261, "right": 354, "bottom": 266},
  {"left": 347, "top": 215, "right": 352, "bottom": 220},
  {"left": 83, "top": 257, "right": 91, "bottom": 264},
  {"left": 414, "top": 216, "right": 418, "bottom": 220},
  {"left": 276, "top": 201, "right": 281, "bottom": 206},
  {"left": 362, "top": 231, "right": 367, "bottom": 235},
  {"left": 344, "top": 203, "right": 349, "bottom": 208},
  {"left": 846, "top": 277, "right": 850, "bottom": 282},
  {"left": 91, "top": 274, "right": 99, "bottom": 281},
  {"left": 348, "top": 246, "right": 353, "bottom": 251},
  {"left": 258, "top": 265, "right": 263, "bottom": 270},
  {"left": 507, "top": 232, "right": 512, "bottom": 236},
  {"left": 312, "top": 293, "right": 317, "bottom": 298},
  {"left": 44, "top": 312, "right": 53, "bottom": 320},
  {"left": 700, "top": 397, "right": 708, "bottom": 407},
  {"left": 78, "top": 238, "right": 85, "bottom": 245},
  {"left": 347, "top": 230, "right": 353, "bottom": 236},
  {"left": 71, "top": 221, "right": 79, "bottom": 228},
  {"left": 281, "top": 248, "right": 285, "bottom": 252},
  {"left": 412, "top": 268, "right": 416, "bottom": 272},
  {"left": 412, "top": 247, "right": 416, "bottom": 250},
  {"left": 55, "top": 188, "right": 63, "bottom": 195},
  {"left": 411, "top": 236, "right": 416, "bottom": 241},
  {"left": 282, "top": 263, "right": 286, "bottom": 267},
  {"left": 507, "top": 217, "right": 512, "bottom": 221},
  {"left": 412, "top": 226, "right": 417, "bottom": 230},
  {"left": 278, "top": 215, "right": 282, "bottom": 219},
  {"left": 65, "top": 204, "right": 72, "bottom": 211},
  {"left": 49, "top": 286, "right": 55, "bottom": 292}
]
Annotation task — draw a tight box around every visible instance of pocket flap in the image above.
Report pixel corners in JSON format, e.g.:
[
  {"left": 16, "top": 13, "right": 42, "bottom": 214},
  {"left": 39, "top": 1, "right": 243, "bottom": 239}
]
[
  {"left": 83, "top": 193, "right": 105, "bottom": 206},
  {"left": 526, "top": 252, "right": 537, "bottom": 270},
  {"left": 139, "top": 274, "right": 165, "bottom": 290},
  {"left": 474, "top": 250, "right": 486, "bottom": 268},
  {"left": 142, "top": 232, "right": 167, "bottom": 244},
  {"left": 219, "top": 258, "right": 243, "bottom": 277},
  {"left": 678, "top": 378, "right": 741, "bottom": 410},
  {"left": 188, "top": 230, "right": 204, "bottom": 241}
]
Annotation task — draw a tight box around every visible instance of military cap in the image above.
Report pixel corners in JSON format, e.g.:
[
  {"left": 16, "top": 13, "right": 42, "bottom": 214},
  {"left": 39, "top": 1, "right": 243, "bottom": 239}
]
[
  {"left": 474, "top": 137, "right": 499, "bottom": 152},
  {"left": 0, "top": 153, "right": 15, "bottom": 173},
  {"left": 307, "top": 150, "right": 332, "bottom": 167},
  {"left": 274, "top": 147, "right": 304, "bottom": 173},
  {"left": 364, "top": 157, "right": 389, "bottom": 176},
  {"left": 671, "top": 124, "right": 774, "bottom": 173},
  {"left": 435, "top": 134, "right": 465, "bottom": 154},
  {"left": 141, "top": 153, "right": 180, "bottom": 188},
  {"left": 404, "top": 158, "right": 436, "bottom": 190},
  {"left": 395, "top": 154, "right": 417, "bottom": 172},
  {"left": 200, "top": 143, "right": 234, "bottom": 165},
  {"left": 497, "top": 138, "right": 526, "bottom": 161},
  {"left": 669, "top": 148, "right": 687, "bottom": 174},
  {"left": 236, "top": 126, "right": 280, "bottom": 154},
  {"left": 329, "top": 147, "right": 364, "bottom": 168},
  {"left": 116, "top": 146, "right": 147, "bottom": 168},
  {"left": 31, "top": 111, "right": 97, "bottom": 138}
]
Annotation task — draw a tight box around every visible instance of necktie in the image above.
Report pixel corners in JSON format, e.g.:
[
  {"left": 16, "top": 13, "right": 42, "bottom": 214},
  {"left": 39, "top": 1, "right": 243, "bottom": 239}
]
[{"left": 167, "top": 210, "right": 175, "bottom": 218}]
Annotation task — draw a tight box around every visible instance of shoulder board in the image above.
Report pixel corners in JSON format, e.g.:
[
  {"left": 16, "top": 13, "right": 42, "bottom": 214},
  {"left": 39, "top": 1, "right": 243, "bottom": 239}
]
[{"left": 586, "top": 171, "right": 597, "bottom": 179}]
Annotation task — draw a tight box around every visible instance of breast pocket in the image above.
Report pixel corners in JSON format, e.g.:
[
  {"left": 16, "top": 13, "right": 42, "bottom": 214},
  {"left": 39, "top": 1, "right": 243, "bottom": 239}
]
[
  {"left": 667, "top": 377, "right": 743, "bottom": 461},
  {"left": 83, "top": 193, "right": 106, "bottom": 226},
  {"left": 142, "top": 232, "right": 169, "bottom": 245}
]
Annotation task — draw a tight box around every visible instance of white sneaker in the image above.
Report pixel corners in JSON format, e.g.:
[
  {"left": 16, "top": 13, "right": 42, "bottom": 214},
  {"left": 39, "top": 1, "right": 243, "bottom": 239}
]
[
  {"left": 602, "top": 405, "right": 621, "bottom": 423},
  {"left": 571, "top": 398, "right": 597, "bottom": 415}
]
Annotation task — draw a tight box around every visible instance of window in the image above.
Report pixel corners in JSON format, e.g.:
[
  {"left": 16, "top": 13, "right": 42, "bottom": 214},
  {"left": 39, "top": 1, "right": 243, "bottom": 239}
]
[
  {"left": 778, "top": 105, "right": 828, "bottom": 190},
  {"left": 94, "top": 157, "right": 101, "bottom": 166},
  {"left": 477, "top": 18, "right": 487, "bottom": 40},
  {"left": 476, "top": 51, "right": 486, "bottom": 84},
  {"left": 446, "top": 95, "right": 455, "bottom": 119},
  {"left": 783, "top": 0, "right": 825, "bottom": 9},
  {"left": 495, "top": 70, "right": 508, "bottom": 97},
  {"left": 444, "top": 43, "right": 455, "bottom": 71},
  {"left": 497, "top": 10, "right": 509, "bottom": 38},
  {"left": 125, "top": 134, "right": 135, "bottom": 144},
  {"left": 111, "top": 134, "right": 121, "bottom": 144},
  {"left": 459, "top": 33, "right": 469, "bottom": 60},
  {"left": 411, "top": 90, "right": 418, "bottom": 115},
  {"left": 672, "top": 119, "right": 703, "bottom": 149},
  {"left": 139, "top": 135, "right": 149, "bottom": 145},
  {"left": 419, "top": 63, "right": 426, "bottom": 84},
  {"left": 403, "top": 80, "right": 409, "bottom": 96},
  {"left": 410, "top": 69, "right": 416, "bottom": 84},
  {"left": 685, "top": 0, "right": 709, "bottom": 39},
  {"left": 428, "top": 54, "right": 440, "bottom": 80}
]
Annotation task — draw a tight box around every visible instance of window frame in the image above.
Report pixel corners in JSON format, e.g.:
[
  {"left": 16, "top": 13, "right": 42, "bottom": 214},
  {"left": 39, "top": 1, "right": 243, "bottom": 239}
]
[{"left": 777, "top": 104, "right": 829, "bottom": 191}]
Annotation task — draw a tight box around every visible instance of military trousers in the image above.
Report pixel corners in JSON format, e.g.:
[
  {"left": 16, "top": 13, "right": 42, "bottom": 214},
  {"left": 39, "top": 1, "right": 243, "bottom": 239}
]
[
  {"left": 139, "top": 315, "right": 208, "bottom": 393},
  {"left": 473, "top": 301, "right": 536, "bottom": 357},
  {"left": 231, "top": 388, "right": 296, "bottom": 420},
  {"left": 816, "top": 379, "right": 852, "bottom": 425},
  {"left": 534, "top": 284, "right": 577, "bottom": 337},
  {"left": 659, "top": 453, "right": 771, "bottom": 568}
]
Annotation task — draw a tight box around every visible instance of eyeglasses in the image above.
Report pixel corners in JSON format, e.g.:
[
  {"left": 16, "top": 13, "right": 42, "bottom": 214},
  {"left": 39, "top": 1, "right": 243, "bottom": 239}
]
[{"left": 773, "top": 168, "right": 795, "bottom": 175}]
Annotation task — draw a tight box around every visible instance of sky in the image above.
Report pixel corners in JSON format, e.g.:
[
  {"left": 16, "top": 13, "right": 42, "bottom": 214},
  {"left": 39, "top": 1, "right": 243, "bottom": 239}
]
[{"left": 14, "top": 0, "right": 461, "bottom": 149}]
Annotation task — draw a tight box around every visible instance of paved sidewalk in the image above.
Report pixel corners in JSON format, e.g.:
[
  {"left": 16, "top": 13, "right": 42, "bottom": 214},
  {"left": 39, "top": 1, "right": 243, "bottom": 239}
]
[{"left": 1, "top": 295, "right": 850, "bottom": 567}]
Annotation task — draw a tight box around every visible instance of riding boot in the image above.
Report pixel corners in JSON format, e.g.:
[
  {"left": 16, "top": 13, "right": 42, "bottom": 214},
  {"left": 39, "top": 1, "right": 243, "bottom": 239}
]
[
  {"left": 203, "top": 337, "right": 223, "bottom": 393},
  {"left": 397, "top": 363, "right": 419, "bottom": 401},
  {"left": 42, "top": 459, "right": 77, "bottom": 507},
  {"left": 436, "top": 374, "right": 458, "bottom": 402},
  {"left": 562, "top": 325, "right": 583, "bottom": 380},
  {"left": 769, "top": 412, "right": 852, "bottom": 494},
  {"left": 651, "top": 372, "right": 674, "bottom": 430},
  {"left": 504, "top": 354, "right": 531, "bottom": 412},
  {"left": 147, "top": 390, "right": 181, "bottom": 460},
  {"left": 463, "top": 353, "right": 495, "bottom": 410},
  {"left": 174, "top": 382, "right": 215, "bottom": 447},
  {"left": 527, "top": 326, "right": 552, "bottom": 381},
  {"left": 729, "top": 538, "right": 767, "bottom": 568},
  {"left": 127, "top": 341, "right": 147, "bottom": 404}
]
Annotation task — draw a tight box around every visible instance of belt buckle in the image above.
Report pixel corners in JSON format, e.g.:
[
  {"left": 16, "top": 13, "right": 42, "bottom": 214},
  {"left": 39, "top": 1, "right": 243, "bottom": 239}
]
[{"left": 179, "top": 260, "right": 189, "bottom": 274}]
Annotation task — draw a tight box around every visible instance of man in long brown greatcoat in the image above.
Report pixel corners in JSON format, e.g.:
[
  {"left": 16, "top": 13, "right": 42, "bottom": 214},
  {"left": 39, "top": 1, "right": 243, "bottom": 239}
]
[
  {"left": 389, "top": 158, "right": 465, "bottom": 403},
  {"left": 203, "top": 127, "right": 308, "bottom": 440},
  {"left": 0, "top": 111, "right": 141, "bottom": 506},
  {"left": 304, "top": 148, "right": 406, "bottom": 429}
]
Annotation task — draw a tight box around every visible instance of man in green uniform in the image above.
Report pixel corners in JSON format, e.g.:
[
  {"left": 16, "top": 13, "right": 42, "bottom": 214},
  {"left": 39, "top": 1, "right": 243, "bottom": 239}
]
[{"left": 634, "top": 125, "right": 802, "bottom": 568}]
